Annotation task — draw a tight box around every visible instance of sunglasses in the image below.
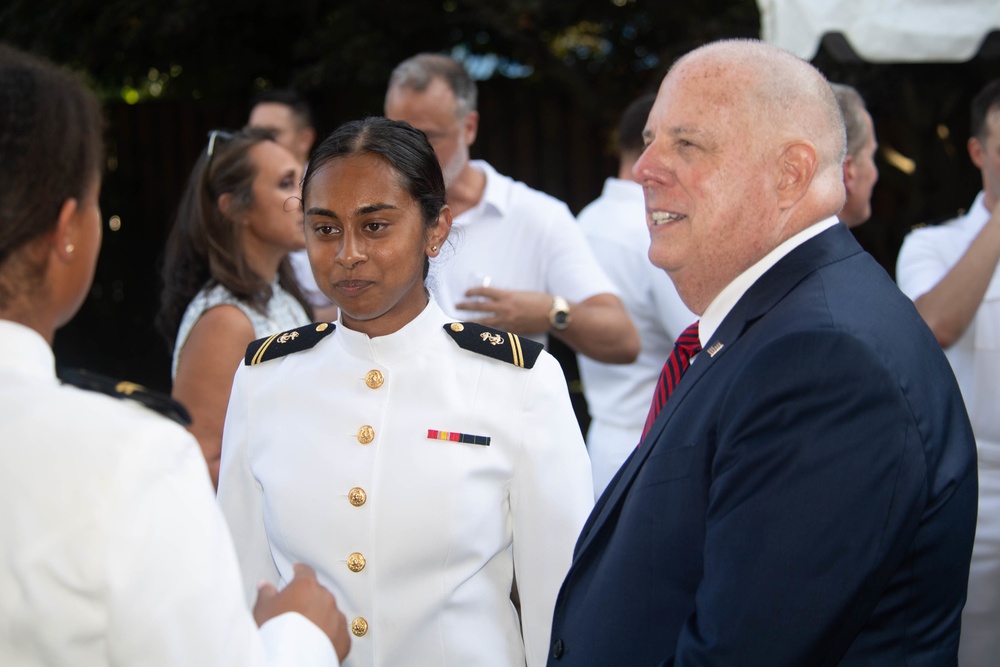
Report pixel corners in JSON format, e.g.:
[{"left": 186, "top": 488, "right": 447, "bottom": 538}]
[{"left": 205, "top": 129, "right": 235, "bottom": 173}]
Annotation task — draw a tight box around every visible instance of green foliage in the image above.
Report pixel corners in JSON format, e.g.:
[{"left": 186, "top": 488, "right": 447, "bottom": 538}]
[{"left": 0, "top": 0, "right": 760, "bottom": 112}]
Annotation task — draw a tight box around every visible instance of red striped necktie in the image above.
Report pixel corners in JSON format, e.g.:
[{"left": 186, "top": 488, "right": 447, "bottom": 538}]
[{"left": 640, "top": 321, "right": 701, "bottom": 444}]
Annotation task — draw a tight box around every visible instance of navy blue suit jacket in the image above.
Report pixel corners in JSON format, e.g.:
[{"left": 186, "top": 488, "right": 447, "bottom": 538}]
[{"left": 548, "top": 224, "right": 977, "bottom": 666}]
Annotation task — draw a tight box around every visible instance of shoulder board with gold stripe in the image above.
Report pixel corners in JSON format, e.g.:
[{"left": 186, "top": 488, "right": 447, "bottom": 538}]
[
  {"left": 443, "top": 322, "right": 542, "bottom": 369},
  {"left": 57, "top": 367, "right": 192, "bottom": 426},
  {"left": 244, "top": 322, "right": 335, "bottom": 366}
]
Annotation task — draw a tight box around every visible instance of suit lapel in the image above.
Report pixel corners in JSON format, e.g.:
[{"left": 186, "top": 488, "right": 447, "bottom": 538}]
[{"left": 571, "top": 223, "right": 863, "bottom": 560}]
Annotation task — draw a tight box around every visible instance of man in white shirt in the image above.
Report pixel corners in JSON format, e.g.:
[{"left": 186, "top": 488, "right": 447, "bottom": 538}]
[
  {"left": 896, "top": 77, "right": 1000, "bottom": 667},
  {"left": 576, "top": 94, "right": 695, "bottom": 497},
  {"left": 384, "top": 53, "right": 638, "bottom": 364}
]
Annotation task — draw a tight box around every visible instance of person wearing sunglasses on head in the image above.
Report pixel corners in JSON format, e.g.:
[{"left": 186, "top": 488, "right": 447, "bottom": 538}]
[
  {"left": 0, "top": 43, "right": 350, "bottom": 666},
  {"left": 157, "top": 127, "right": 312, "bottom": 489}
]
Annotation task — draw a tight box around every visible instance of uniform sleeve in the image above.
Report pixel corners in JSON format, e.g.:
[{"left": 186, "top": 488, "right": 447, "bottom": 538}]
[
  {"left": 540, "top": 201, "right": 619, "bottom": 303},
  {"left": 105, "top": 420, "right": 337, "bottom": 667},
  {"left": 672, "top": 331, "right": 929, "bottom": 665},
  {"left": 896, "top": 228, "right": 950, "bottom": 300},
  {"left": 510, "top": 352, "right": 595, "bottom": 667},
  {"left": 218, "top": 364, "right": 282, "bottom": 606}
]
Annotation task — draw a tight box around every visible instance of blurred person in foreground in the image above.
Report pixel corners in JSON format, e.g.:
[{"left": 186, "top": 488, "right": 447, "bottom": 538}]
[
  {"left": 218, "top": 116, "right": 593, "bottom": 667},
  {"left": 157, "top": 127, "right": 312, "bottom": 489},
  {"left": 0, "top": 43, "right": 349, "bottom": 667},
  {"left": 548, "top": 39, "right": 977, "bottom": 666},
  {"left": 576, "top": 93, "right": 696, "bottom": 498},
  {"left": 896, "top": 77, "right": 1000, "bottom": 667},
  {"left": 830, "top": 83, "right": 879, "bottom": 228},
  {"left": 247, "top": 89, "right": 338, "bottom": 321},
  {"left": 384, "top": 53, "right": 638, "bottom": 364}
]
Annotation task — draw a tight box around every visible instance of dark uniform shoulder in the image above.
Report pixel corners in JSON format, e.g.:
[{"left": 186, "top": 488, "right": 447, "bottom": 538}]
[
  {"left": 57, "top": 367, "right": 191, "bottom": 426},
  {"left": 909, "top": 208, "right": 965, "bottom": 232},
  {"left": 442, "top": 321, "right": 543, "bottom": 369},
  {"left": 244, "top": 322, "right": 336, "bottom": 366}
]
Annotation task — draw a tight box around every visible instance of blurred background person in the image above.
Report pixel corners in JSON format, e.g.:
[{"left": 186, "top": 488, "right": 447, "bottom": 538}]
[
  {"left": 218, "top": 117, "right": 593, "bottom": 667},
  {"left": 248, "top": 89, "right": 317, "bottom": 165},
  {"left": 384, "top": 53, "right": 639, "bottom": 365},
  {"left": 576, "top": 93, "right": 695, "bottom": 498},
  {"left": 157, "top": 127, "right": 311, "bottom": 489},
  {"left": 247, "top": 89, "right": 339, "bottom": 322},
  {"left": 831, "top": 83, "right": 880, "bottom": 228},
  {"left": 896, "top": 77, "right": 1000, "bottom": 667},
  {"left": 0, "top": 43, "right": 349, "bottom": 667}
]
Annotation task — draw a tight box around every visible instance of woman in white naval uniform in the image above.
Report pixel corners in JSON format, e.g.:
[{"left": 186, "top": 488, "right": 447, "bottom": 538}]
[
  {"left": 0, "top": 45, "right": 348, "bottom": 666},
  {"left": 217, "top": 117, "right": 594, "bottom": 667}
]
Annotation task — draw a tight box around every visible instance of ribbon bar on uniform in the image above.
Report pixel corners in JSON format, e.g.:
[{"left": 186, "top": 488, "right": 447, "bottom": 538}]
[{"left": 427, "top": 429, "right": 491, "bottom": 447}]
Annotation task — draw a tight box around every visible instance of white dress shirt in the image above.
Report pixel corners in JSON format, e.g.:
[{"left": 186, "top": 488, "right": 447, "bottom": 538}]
[{"left": 427, "top": 160, "right": 617, "bottom": 344}]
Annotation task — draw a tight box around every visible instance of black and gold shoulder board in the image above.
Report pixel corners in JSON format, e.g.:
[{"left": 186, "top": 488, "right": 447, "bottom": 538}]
[
  {"left": 244, "top": 322, "right": 336, "bottom": 366},
  {"left": 443, "top": 322, "right": 542, "bottom": 369},
  {"left": 57, "top": 367, "right": 192, "bottom": 426}
]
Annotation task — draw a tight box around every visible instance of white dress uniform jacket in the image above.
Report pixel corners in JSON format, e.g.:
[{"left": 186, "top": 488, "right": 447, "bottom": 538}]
[
  {"left": 218, "top": 298, "right": 594, "bottom": 667},
  {"left": 0, "top": 320, "right": 337, "bottom": 667}
]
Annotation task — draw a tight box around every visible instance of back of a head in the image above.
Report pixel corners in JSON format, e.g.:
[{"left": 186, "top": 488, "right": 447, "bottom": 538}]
[
  {"left": 971, "top": 78, "right": 1000, "bottom": 140},
  {"left": 618, "top": 93, "right": 657, "bottom": 158},
  {"left": 304, "top": 117, "right": 445, "bottom": 227},
  {"left": 249, "top": 88, "right": 314, "bottom": 130},
  {"left": 830, "top": 83, "right": 870, "bottom": 158},
  {"left": 0, "top": 44, "right": 103, "bottom": 296},
  {"left": 386, "top": 53, "right": 477, "bottom": 118}
]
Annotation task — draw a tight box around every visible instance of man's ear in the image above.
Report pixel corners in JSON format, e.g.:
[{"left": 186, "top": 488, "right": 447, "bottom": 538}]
[
  {"left": 842, "top": 154, "right": 857, "bottom": 198},
  {"left": 969, "top": 136, "right": 985, "bottom": 170},
  {"left": 463, "top": 110, "right": 479, "bottom": 147},
  {"left": 775, "top": 141, "right": 818, "bottom": 209},
  {"left": 298, "top": 127, "right": 317, "bottom": 161}
]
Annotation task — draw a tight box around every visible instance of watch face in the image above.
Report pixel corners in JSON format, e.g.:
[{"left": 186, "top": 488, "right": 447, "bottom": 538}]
[{"left": 554, "top": 311, "right": 570, "bottom": 326}]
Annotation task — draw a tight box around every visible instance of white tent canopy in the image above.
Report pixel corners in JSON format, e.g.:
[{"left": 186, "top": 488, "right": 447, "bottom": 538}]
[{"left": 758, "top": 0, "right": 1000, "bottom": 62}]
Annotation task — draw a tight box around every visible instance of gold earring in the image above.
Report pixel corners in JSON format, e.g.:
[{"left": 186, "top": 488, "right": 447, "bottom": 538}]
[
  {"left": 430, "top": 244, "right": 438, "bottom": 252},
  {"left": 65, "top": 243, "right": 75, "bottom": 254}
]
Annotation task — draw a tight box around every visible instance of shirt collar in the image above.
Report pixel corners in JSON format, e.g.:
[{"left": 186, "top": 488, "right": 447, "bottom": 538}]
[
  {"left": 0, "top": 319, "right": 56, "bottom": 381},
  {"left": 699, "top": 216, "right": 841, "bottom": 346},
  {"left": 960, "top": 191, "right": 991, "bottom": 231},
  {"left": 457, "top": 160, "right": 510, "bottom": 222}
]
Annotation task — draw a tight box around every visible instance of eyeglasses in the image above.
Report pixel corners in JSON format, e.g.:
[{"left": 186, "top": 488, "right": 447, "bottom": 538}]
[{"left": 205, "top": 129, "right": 234, "bottom": 173}]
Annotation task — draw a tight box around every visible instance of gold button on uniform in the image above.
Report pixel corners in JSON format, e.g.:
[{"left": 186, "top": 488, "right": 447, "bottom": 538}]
[
  {"left": 450, "top": 322, "right": 464, "bottom": 332},
  {"left": 357, "top": 425, "right": 375, "bottom": 444},
  {"left": 316, "top": 323, "right": 329, "bottom": 332},
  {"left": 365, "top": 370, "right": 384, "bottom": 389},
  {"left": 348, "top": 487, "right": 367, "bottom": 507},
  {"left": 347, "top": 552, "right": 366, "bottom": 572},
  {"left": 351, "top": 617, "right": 368, "bottom": 637}
]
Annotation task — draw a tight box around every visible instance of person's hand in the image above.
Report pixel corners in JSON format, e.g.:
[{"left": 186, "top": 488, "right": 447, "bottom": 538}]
[
  {"left": 253, "top": 563, "right": 351, "bottom": 662},
  {"left": 456, "top": 286, "right": 552, "bottom": 334}
]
